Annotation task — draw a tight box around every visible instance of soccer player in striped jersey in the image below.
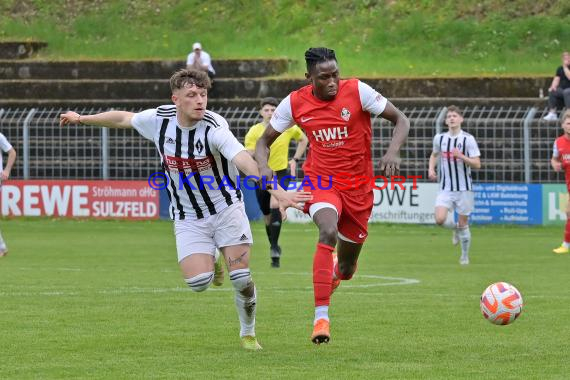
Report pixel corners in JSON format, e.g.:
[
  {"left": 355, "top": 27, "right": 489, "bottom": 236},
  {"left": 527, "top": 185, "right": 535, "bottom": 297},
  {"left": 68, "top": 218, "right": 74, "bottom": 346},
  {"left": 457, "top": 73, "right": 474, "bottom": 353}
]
[
  {"left": 255, "top": 48, "right": 410, "bottom": 344},
  {"left": 551, "top": 111, "right": 570, "bottom": 254},
  {"left": 245, "top": 97, "right": 309, "bottom": 268},
  {"left": 60, "top": 69, "right": 311, "bottom": 350},
  {"left": 428, "top": 106, "right": 481, "bottom": 265},
  {"left": 0, "top": 132, "right": 16, "bottom": 257}
]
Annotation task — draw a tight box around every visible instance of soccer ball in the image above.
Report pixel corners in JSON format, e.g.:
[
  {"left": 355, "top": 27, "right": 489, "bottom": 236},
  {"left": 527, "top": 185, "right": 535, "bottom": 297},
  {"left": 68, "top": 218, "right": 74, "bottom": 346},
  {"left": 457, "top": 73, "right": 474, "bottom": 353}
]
[{"left": 480, "top": 282, "right": 523, "bottom": 325}]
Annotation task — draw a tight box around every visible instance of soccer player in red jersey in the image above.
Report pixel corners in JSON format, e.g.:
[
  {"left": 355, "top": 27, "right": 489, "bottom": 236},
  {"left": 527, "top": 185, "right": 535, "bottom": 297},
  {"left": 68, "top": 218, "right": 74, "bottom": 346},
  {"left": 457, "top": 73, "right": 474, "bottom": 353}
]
[
  {"left": 255, "top": 47, "right": 410, "bottom": 344},
  {"left": 551, "top": 110, "right": 570, "bottom": 254}
]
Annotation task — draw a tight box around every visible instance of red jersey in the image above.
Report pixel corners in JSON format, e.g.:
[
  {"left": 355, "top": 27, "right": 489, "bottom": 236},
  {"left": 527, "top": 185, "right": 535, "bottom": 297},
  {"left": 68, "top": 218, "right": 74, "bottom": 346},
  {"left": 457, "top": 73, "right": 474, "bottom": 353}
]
[
  {"left": 554, "top": 135, "right": 570, "bottom": 190},
  {"left": 272, "top": 79, "right": 387, "bottom": 192}
]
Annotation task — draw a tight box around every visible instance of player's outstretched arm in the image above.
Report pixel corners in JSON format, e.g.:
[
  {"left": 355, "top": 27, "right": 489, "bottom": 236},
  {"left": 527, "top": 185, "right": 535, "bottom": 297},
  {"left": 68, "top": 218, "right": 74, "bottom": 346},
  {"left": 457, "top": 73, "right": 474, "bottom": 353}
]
[
  {"left": 232, "top": 150, "right": 312, "bottom": 219},
  {"left": 60, "top": 111, "right": 135, "bottom": 129},
  {"left": 379, "top": 101, "right": 410, "bottom": 176}
]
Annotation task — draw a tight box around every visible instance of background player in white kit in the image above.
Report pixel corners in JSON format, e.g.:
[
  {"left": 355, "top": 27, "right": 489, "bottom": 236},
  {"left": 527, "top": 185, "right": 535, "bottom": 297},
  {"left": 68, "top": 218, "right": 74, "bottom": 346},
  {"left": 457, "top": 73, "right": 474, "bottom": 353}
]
[
  {"left": 0, "top": 132, "right": 17, "bottom": 257},
  {"left": 60, "top": 69, "right": 310, "bottom": 350},
  {"left": 428, "top": 106, "right": 481, "bottom": 265}
]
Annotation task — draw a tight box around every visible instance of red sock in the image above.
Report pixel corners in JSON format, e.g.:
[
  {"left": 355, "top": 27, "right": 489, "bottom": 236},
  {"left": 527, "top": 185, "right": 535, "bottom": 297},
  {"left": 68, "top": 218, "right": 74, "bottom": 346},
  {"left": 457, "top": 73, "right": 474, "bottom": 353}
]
[
  {"left": 313, "top": 243, "right": 335, "bottom": 307},
  {"left": 564, "top": 220, "right": 570, "bottom": 243}
]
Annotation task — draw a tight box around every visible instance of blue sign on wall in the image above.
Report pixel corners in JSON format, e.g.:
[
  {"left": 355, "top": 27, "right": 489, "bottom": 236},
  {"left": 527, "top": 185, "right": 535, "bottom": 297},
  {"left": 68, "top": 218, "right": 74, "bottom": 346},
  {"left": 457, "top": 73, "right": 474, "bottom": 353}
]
[{"left": 470, "top": 184, "right": 542, "bottom": 225}]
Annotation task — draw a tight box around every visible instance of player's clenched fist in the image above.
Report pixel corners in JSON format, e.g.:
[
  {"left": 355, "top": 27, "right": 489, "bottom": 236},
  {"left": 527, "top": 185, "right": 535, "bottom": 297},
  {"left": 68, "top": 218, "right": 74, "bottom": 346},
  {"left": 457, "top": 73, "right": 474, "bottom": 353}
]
[{"left": 60, "top": 111, "right": 81, "bottom": 126}]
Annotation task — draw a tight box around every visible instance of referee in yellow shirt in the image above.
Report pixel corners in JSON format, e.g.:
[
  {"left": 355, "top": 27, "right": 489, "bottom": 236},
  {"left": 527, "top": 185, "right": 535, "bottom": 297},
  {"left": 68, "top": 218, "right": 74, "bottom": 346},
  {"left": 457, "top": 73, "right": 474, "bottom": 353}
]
[{"left": 245, "top": 97, "right": 308, "bottom": 268}]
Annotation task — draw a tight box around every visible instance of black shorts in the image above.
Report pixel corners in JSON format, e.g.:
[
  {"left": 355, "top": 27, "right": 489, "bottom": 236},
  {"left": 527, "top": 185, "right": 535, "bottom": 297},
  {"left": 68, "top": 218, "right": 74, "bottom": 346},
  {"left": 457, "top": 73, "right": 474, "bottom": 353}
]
[{"left": 255, "top": 169, "right": 293, "bottom": 215}]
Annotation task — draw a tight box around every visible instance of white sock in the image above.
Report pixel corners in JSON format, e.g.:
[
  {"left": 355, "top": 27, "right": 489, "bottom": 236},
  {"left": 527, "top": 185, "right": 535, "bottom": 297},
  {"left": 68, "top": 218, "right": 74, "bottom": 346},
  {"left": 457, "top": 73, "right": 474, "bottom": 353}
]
[
  {"left": 0, "top": 230, "right": 6, "bottom": 250},
  {"left": 457, "top": 226, "right": 471, "bottom": 257},
  {"left": 563, "top": 242, "right": 570, "bottom": 248},
  {"left": 230, "top": 269, "right": 257, "bottom": 337},
  {"left": 314, "top": 306, "right": 329, "bottom": 324}
]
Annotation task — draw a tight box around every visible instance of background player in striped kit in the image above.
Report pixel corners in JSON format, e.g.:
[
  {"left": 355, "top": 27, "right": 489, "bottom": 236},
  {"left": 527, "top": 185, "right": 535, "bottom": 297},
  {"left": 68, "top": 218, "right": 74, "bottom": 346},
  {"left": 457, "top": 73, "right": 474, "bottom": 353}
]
[
  {"left": 60, "top": 69, "right": 311, "bottom": 350},
  {"left": 245, "top": 97, "right": 309, "bottom": 268},
  {"left": 429, "top": 105, "right": 481, "bottom": 265},
  {"left": 0, "top": 132, "right": 17, "bottom": 257},
  {"left": 550, "top": 111, "right": 570, "bottom": 254}
]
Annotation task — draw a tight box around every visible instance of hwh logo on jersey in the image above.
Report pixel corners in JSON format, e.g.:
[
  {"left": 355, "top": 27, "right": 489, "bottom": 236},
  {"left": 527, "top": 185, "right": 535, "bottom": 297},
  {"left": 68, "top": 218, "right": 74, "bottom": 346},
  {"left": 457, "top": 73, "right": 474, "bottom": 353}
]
[{"left": 312, "top": 126, "right": 348, "bottom": 142}]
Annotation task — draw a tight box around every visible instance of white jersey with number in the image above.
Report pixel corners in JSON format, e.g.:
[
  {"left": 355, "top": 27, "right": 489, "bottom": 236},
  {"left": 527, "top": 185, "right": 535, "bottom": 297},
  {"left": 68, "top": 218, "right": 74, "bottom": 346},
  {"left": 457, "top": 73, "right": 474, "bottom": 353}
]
[
  {"left": 131, "top": 106, "right": 244, "bottom": 220},
  {"left": 0, "top": 132, "right": 13, "bottom": 171},
  {"left": 432, "top": 130, "right": 480, "bottom": 191}
]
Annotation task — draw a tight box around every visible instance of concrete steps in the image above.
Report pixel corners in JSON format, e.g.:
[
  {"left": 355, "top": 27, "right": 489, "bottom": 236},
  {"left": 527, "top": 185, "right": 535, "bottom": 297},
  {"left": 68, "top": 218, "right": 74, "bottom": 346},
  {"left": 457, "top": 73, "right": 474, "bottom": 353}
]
[
  {"left": 0, "top": 59, "right": 290, "bottom": 79},
  {"left": 0, "top": 76, "right": 553, "bottom": 102},
  {"left": 0, "top": 41, "right": 47, "bottom": 59},
  {"left": 0, "top": 97, "right": 549, "bottom": 110}
]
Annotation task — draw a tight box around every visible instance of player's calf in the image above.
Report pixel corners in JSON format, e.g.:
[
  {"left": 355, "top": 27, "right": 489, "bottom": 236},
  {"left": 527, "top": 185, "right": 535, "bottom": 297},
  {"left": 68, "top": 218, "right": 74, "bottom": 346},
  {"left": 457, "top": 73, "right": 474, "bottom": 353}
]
[{"left": 230, "top": 269, "right": 257, "bottom": 338}]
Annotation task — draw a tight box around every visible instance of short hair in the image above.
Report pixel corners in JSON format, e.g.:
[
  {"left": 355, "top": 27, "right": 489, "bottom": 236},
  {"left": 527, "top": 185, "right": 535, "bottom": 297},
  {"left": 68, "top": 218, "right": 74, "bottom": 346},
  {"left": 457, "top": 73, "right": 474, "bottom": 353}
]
[
  {"left": 169, "top": 69, "right": 211, "bottom": 92},
  {"left": 446, "top": 105, "right": 463, "bottom": 117},
  {"left": 260, "top": 97, "right": 279, "bottom": 108},
  {"left": 305, "top": 47, "right": 337, "bottom": 73},
  {"left": 562, "top": 110, "right": 570, "bottom": 123}
]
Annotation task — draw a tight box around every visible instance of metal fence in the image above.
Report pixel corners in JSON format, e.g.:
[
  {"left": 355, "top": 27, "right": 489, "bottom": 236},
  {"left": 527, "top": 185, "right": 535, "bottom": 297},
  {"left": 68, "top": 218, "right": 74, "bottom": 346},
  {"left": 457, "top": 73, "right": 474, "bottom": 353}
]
[{"left": 0, "top": 106, "right": 565, "bottom": 183}]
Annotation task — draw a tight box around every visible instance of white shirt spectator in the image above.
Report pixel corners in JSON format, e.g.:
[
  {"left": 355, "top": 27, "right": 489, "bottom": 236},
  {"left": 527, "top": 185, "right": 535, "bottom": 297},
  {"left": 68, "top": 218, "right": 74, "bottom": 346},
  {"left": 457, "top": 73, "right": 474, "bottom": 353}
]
[{"left": 186, "top": 47, "right": 216, "bottom": 75}]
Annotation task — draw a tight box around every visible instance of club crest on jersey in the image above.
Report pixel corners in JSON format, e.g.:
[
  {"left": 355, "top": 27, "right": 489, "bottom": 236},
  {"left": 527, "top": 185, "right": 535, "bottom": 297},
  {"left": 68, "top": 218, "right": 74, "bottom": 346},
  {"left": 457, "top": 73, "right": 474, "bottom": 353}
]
[
  {"left": 457, "top": 143, "right": 463, "bottom": 150},
  {"left": 341, "top": 107, "right": 351, "bottom": 121},
  {"left": 195, "top": 139, "right": 204, "bottom": 154}
]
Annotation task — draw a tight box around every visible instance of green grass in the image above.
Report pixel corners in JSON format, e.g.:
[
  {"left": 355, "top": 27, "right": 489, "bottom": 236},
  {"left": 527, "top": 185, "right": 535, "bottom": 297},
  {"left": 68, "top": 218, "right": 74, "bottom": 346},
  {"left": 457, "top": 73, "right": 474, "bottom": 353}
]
[
  {"left": 1, "top": 219, "right": 569, "bottom": 379},
  {"left": 1, "top": 0, "right": 569, "bottom": 76}
]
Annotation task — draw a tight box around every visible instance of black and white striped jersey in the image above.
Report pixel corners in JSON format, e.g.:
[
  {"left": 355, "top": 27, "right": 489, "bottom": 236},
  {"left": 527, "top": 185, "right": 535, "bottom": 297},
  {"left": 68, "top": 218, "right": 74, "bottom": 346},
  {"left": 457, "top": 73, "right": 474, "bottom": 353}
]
[
  {"left": 432, "top": 130, "right": 480, "bottom": 192},
  {"left": 132, "top": 105, "right": 244, "bottom": 220}
]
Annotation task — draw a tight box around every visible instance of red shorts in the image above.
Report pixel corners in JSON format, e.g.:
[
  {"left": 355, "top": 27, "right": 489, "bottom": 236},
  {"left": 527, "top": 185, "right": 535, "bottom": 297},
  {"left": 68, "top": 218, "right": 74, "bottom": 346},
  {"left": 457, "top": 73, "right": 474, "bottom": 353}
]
[{"left": 301, "top": 183, "right": 373, "bottom": 244}]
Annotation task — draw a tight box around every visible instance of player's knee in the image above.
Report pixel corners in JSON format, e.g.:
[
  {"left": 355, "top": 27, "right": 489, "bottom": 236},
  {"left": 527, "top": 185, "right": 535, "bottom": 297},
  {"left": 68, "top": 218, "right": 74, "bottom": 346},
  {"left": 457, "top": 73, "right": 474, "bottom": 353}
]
[
  {"left": 185, "top": 271, "right": 214, "bottom": 292},
  {"left": 318, "top": 225, "right": 338, "bottom": 246},
  {"left": 337, "top": 262, "right": 356, "bottom": 280},
  {"left": 229, "top": 268, "right": 254, "bottom": 295},
  {"left": 434, "top": 215, "right": 446, "bottom": 225}
]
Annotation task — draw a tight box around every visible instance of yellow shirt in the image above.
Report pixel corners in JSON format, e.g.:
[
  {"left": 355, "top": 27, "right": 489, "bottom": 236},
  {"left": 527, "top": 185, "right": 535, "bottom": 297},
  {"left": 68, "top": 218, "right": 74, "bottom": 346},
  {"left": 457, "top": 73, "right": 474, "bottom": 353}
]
[{"left": 245, "top": 123, "right": 304, "bottom": 171}]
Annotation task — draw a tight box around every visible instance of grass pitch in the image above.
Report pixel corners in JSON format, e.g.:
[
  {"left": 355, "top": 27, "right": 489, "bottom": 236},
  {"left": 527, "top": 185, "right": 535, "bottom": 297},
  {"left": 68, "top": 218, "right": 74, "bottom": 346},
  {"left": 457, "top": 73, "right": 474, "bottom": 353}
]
[{"left": 1, "top": 219, "right": 569, "bottom": 379}]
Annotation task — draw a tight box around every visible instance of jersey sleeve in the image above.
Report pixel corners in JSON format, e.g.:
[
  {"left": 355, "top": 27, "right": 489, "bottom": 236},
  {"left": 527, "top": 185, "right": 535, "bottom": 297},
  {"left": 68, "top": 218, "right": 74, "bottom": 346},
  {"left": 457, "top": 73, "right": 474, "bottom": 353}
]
[
  {"left": 270, "top": 95, "right": 295, "bottom": 133},
  {"left": 553, "top": 140, "right": 560, "bottom": 158},
  {"left": 244, "top": 125, "right": 260, "bottom": 151},
  {"left": 210, "top": 119, "right": 246, "bottom": 161},
  {"left": 358, "top": 81, "right": 387, "bottom": 115},
  {"left": 131, "top": 108, "right": 159, "bottom": 141},
  {"left": 432, "top": 134, "right": 441, "bottom": 154},
  {"left": 186, "top": 53, "right": 194, "bottom": 66},
  {"left": 0, "top": 133, "right": 13, "bottom": 153},
  {"left": 467, "top": 135, "right": 481, "bottom": 157}
]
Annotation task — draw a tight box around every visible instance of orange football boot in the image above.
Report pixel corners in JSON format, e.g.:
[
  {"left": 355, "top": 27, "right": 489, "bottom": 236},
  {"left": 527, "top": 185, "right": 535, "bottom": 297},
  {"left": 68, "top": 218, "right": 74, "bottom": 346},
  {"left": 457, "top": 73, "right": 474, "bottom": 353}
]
[{"left": 311, "top": 318, "right": 330, "bottom": 344}]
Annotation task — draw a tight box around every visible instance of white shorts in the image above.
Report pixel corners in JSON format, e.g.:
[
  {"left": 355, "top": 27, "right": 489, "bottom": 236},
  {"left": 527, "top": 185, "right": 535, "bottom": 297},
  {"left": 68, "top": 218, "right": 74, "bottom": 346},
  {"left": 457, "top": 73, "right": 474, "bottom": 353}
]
[
  {"left": 435, "top": 190, "right": 475, "bottom": 216},
  {"left": 174, "top": 202, "right": 253, "bottom": 262}
]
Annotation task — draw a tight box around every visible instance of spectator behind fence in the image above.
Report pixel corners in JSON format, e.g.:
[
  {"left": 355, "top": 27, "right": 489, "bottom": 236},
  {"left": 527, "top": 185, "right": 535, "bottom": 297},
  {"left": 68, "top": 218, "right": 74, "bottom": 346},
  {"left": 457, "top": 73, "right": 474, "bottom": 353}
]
[
  {"left": 186, "top": 42, "right": 216, "bottom": 80},
  {"left": 544, "top": 52, "right": 570, "bottom": 121}
]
